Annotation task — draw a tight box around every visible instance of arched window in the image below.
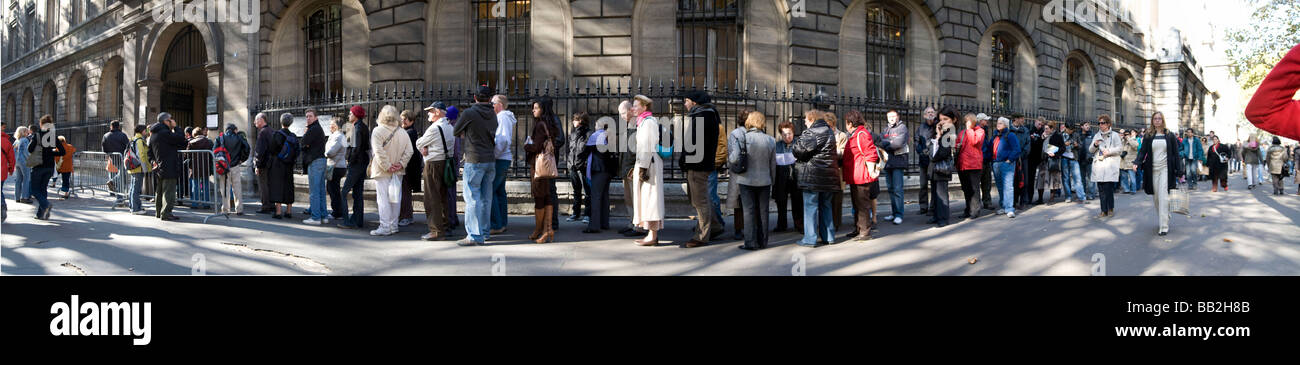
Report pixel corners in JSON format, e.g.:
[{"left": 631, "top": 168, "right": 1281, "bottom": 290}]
[
  {"left": 473, "top": 0, "right": 531, "bottom": 92},
  {"left": 1113, "top": 75, "right": 1126, "bottom": 125},
  {"left": 990, "top": 33, "right": 1015, "bottom": 109},
  {"left": 1066, "top": 58, "right": 1082, "bottom": 121},
  {"left": 678, "top": 0, "right": 741, "bottom": 89},
  {"left": 866, "top": 5, "right": 905, "bottom": 100},
  {"left": 67, "top": 72, "right": 87, "bottom": 122},
  {"left": 304, "top": 5, "right": 342, "bottom": 99}
]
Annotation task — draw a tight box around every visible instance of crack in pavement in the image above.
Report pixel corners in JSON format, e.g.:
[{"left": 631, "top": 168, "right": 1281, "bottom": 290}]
[
  {"left": 60, "top": 262, "right": 87, "bottom": 276},
  {"left": 219, "top": 242, "right": 332, "bottom": 274}
]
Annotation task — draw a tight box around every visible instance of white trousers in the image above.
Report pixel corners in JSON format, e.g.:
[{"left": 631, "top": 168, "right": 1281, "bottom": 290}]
[
  {"left": 1245, "top": 164, "right": 1259, "bottom": 185},
  {"left": 375, "top": 175, "right": 401, "bottom": 231},
  {"left": 218, "top": 165, "right": 244, "bottom": 214},
  {"left": 1152, "top": 165, "right": 1170, "bottom": 233}
]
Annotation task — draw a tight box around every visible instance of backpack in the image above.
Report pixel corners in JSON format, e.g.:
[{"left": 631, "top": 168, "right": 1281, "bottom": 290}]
[
  {"left": 124, "top": 138, "right": 143, "bottom": 171},
  {"left": 212, "top": 145, "right": 230, "bottom": 175},
  {"left": 219, "top": 134, "right": 249, "bottom": 167},
  {"left": 276, "top": 130, "right": 299, "bottom": 163}
]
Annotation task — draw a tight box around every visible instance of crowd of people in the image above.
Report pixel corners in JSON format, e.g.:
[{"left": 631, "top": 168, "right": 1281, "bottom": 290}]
[{"left": 3, "top": 87, "right": 1299, "bottom": 245}]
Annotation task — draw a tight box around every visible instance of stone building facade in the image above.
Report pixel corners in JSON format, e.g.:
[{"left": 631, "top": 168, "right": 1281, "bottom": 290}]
[{"left": 3, "top": 0, "right": 1211, "bottom": 149}]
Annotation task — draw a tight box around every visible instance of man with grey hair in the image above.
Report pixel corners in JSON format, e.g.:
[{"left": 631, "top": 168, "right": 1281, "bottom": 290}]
[
  {"left": 149, "top": 112, "right": 188, "bottom": 221},
  {"left": 489, "top": 94, "right": 515, "bottom": 235},
  {"left": 615, "top": 99, "right": 646, "bottom": 237},
  {"left": 253, "top": 112, "right": 276, "bottom": 214}
]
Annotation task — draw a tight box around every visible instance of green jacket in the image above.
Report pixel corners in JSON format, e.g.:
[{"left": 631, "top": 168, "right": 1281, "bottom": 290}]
[{"left": 129, "top": 133, "right": 152, "bottom": 174}]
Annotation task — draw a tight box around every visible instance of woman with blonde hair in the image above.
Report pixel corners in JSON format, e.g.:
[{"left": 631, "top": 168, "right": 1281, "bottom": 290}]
[
  {"left": 630, "top": 95, "right": 665, "bottom": 246},
  {"left": 1133, "top": 111, "right": 1183, "bottom": 236},
  {"left": 730, "top": 110, "right": 777, "bottom": 250},
  {"left": 368, "top": 105, "right": 415, "bottom": 236}
]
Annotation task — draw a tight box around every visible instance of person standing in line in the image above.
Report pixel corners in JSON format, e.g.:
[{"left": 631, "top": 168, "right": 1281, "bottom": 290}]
[
  {"left": 956, "top": 113, "right": 985, "bottom": 219},
  {"left": 915, "top": 107, "right": 938, "bottom": 216},
  {"left": 265, "top": 113, "right": 298, "bottom": 220},
  {"left": 681, "top": 90, "right": 723, "bottom": 248},
  {"left": 101, "top": 120, "right": 130, "bottom": 206},
  {"left": 1078, "top": 121, "right": 1097, "bottom": 200},
  {"left": 926, "top": 108, "right": 957, "bottom": 227},
  {"left": 215, "top": 123, "right": 250, "bottom": 215},
  {"left": 454, "top": 86, "right": 500, "bottom": 246},
  {"left": 582, "top": 112, "right": 616, "bottom": 234},
  {"left": 397, "top": 110, "right": 424, "bottom": 227},
  {"left": 731, "top": 111, "right": 777, "bottom": 250},
  {"left": 986, "top": 116, "right": 1021, "bottom": 218},
  {"left": 793, "top": 109, "right": 840, "bottom": 247},
  {"left": 127, "top": 125, "right": 152, "bottom": 215},
  {"left": 184, "top": 127, "right": 213, "bottom": 208},
  {"left": 975, "top": 113, "right": 995, "bottom": 211},
  {"left": 1024, "top": 119, "right": 1045, "bottom": 204},
  {"left": 1088, "top": 115, "right": 1122, "bottom": 219},
  {"left": 629, "top": 95, "right": 665, "bottom": 247},
  {"left": 722, "top": 110, "right": 748, "bottom": 241},
  {"left": 772, "top": 121, "right": 803, "bottom": 233},
  {"left": 488, "top": 94, "right": 516, "bottom": 235},
  {"left": 252, "top": 113, "right": 276, "bottom": 214},
  {"left": 415, "top": 102, "right": 455, "bottom": 241},
  {"left": 338, "top": 106, "right": 371, "bottom": 230},
  {"left": 12, "top": 126, "right": 31, "bottom": 204},
  {"left": 1, "top": 129, "right": 12, "bottom": 222},
  {"left": 1038, "top": 121, "right": 1064, "bottom": 204},
  {"left": 565, "top": 109, "right": 592, "bottom": 223},
  {"left": 1010, "top": 114, "right": 1032, "bottom": 210},
  {"left": 523, "top": 97, "right": 563, "bottom": 243},
  {"left": 1060, "top": 123, "right": 1086, "bottom": 203},
  {"left": 368, "top": 105, "right": 414, "bottom": 237},
  {"left": 880, "top": 109, "right": 912, "bottom": 225},
  {"left": 324, "top": 116, "right": 349, "bottom": 223},
  {"left": 300, "top": 109, "right": 328, "bottom": 224},
  {"left": 1134, "top": 111, "right": 1183, "bottom": 236},
  {"left": 615, "top": 100, "right": 647, "bottom": 238},
  {"left": 842, "top": 110, "right": 880, "bottom": 241},
  {"left": 148, "top": 113, "right": 186, "bottom": 221}
]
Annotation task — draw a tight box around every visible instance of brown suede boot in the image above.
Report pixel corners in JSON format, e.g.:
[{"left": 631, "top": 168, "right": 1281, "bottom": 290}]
[
  {"left": 536, "top": 206, "right": 555, "bottom": 243},
  {"left": 529, "top": 209, "right": 544, "bottom": 240}
]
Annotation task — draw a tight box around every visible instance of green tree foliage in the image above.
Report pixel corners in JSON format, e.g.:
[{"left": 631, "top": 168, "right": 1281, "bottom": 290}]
[{"left": 1225, "top": 0, "right": 1300, "bottom": 89}]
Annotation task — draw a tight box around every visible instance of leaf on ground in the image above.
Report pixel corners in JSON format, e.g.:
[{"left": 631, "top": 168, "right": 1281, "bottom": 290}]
[
  {"left": 968, "top": 257, "right": 978, "bottom": 264},
  {"left": 1223, "top": 238, "right": 1233, "bottom": 243}
]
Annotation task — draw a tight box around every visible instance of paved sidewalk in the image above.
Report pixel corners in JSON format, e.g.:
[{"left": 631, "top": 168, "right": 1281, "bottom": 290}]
[{"left": 3, "top": 173, "right": 1299, "bottom": 275}]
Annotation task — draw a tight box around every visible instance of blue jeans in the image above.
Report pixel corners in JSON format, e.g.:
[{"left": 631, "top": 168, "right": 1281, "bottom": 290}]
[
  {"left": 1081, "top": 163, "right": 1096, "bottom": 199},
  {"left": 1184, "top": 159, "right": 1199, "bottom": 188},
  {"left": 13, "top": 166, "right": 30, "bottom": 200},
  {"left": 490, "top": 159, "right": 510, "bottom": 230},
  {"left": 707, "top": 170, "right": 724, "bottom": 227},
  {"left": 130, "top": 172, "right": 145, "bottom": 212},
  {"left": 801, "top": 191, "right": 835, "bottom": 245},
  {"left": 189, "top": 177, "right": 211, "bottom": 208},
  {"left": 29, "top": 167, "right": 55, "bottom": 215},
  {"left": 994, "top": 161, "right": 1016, "bottom": 213},
  {"left": 307, "top": 158, "right": 328, "bottom": 220},
  {"left": 1120, "top": 169, "right": 1135, "bottom": 193},
  {"left": 1061, "top": 159, "right": 1085, "bottom": 200},
  {"left": 463, "top": 162, "right": 496, "bottom": 242},
  {"left": 885, "top": 168, "right": 905, "bottom": 219}
]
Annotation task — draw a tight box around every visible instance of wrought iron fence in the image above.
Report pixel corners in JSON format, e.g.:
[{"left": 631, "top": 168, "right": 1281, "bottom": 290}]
[{"left": 252, "top": 80, "right": 1116, "bottom": 182}]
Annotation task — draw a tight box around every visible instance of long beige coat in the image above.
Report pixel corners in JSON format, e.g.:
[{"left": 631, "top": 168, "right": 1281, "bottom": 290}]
[
  {"left": 1121, "top": 135, "right": 1140, "bottom": 170},
  {"left": 632, "top": 115, "right": 665, "bottom": 228},
  {"left": 369, "top": 124, "right": 414, "bottom": 179},
  {"left": 1089, "top": 130, "right": 1123, "bottom": 182}
]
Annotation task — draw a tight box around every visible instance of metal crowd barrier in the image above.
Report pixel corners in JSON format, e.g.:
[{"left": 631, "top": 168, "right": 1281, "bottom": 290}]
[{"left": 73, "top": 150, "right": 230, "bottom": 223}]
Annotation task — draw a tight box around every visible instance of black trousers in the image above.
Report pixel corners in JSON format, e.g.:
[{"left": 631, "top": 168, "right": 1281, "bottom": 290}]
[
  {"left": 930, "top": 177, "right": 951, "bottom": 225},
  {"left": 1024, "top": 159, "right": 1040, "bottom": 203},
  {"left": 327, "top": 167, "right": 347, "bottom": 219},
  {"left": 918, "top": 157, "right": 931, "bottom": 210},
  {"left": 587, "top": 171, "right": 611, "bottom": 230},
  {"left": 1098, "top": 181, "right": 1117, "bottom": 214},
  {"left": 958, "top": 170, "right": 981, "bottom": 215},
  {"left": 257, "top": 168, "right": 272, "bottom": 210},
  {"left": 739, "top": 184, "right": 770, "bottom": 249},
  {"left": 1013, "top": 157, "right": 1027, "bottom": 206},
  {"left": 773, "top": 165, "right": 803, "bottom": 230},
  {"left": 980, "top": 161, "right": 993, "bottom": 208},
  {"left": 341, "top": 161, "right": 368, "bottom": 228},
  {"left": 569, "top": 167, "right": 588, "bottom": 217}
]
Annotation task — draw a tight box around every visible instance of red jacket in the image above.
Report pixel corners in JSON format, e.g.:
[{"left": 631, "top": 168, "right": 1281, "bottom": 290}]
[
  {"left": 1245, "top": 43, "right": 1300, "bottom": 141},
  {"left": 957, "top": 126, "right": 985, "bottom": 171},
  {"left": 842, "top": 126, "right": 880, "bottom": 184},
  {"left": 1, "top": 132, "right": 13, "bottom": 181}
]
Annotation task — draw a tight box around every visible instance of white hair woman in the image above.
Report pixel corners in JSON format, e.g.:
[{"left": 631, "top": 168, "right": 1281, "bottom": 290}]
[
  {"left": 368, "top": 105, "right": 415, "bottom": 236},
  {"left": 629, "top": 95, "right": 664, "bottom": 246}
]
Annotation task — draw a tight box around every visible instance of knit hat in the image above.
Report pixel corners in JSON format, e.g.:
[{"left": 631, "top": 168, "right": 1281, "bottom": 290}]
[
  {"left": 683, "top": 90, "right": 711, "bottom": 105},
  {"left": 225, "top": 123, "right": 238, "bottom": 132},
  {"left": 446, "top": 106, "right": 460, "bottom": 122},
  {"left": 350, "top": 105, "right": 366, "bottom": 119}
]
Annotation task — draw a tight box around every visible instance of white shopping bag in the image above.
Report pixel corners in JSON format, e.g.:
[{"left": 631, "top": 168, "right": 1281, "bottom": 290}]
[{"left": 1171, "top": 184, "right": 1190, "bottom": 216}]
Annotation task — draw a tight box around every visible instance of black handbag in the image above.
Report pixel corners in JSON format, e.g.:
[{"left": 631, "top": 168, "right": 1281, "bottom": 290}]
[{"left": 729, "top": 131, "right": 748, "bottom": 174}]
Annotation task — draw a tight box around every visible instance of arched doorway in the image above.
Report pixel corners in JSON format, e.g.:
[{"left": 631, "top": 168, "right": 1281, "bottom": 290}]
[
  {"left": 22, "top": 88, "right": 34, "bottom": 126},
  {"left": 42, "top": 80, "right": 58, "bottom": 120},
  {"left": 159, "top": 24, "right": 209, "bottom": 130}
]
